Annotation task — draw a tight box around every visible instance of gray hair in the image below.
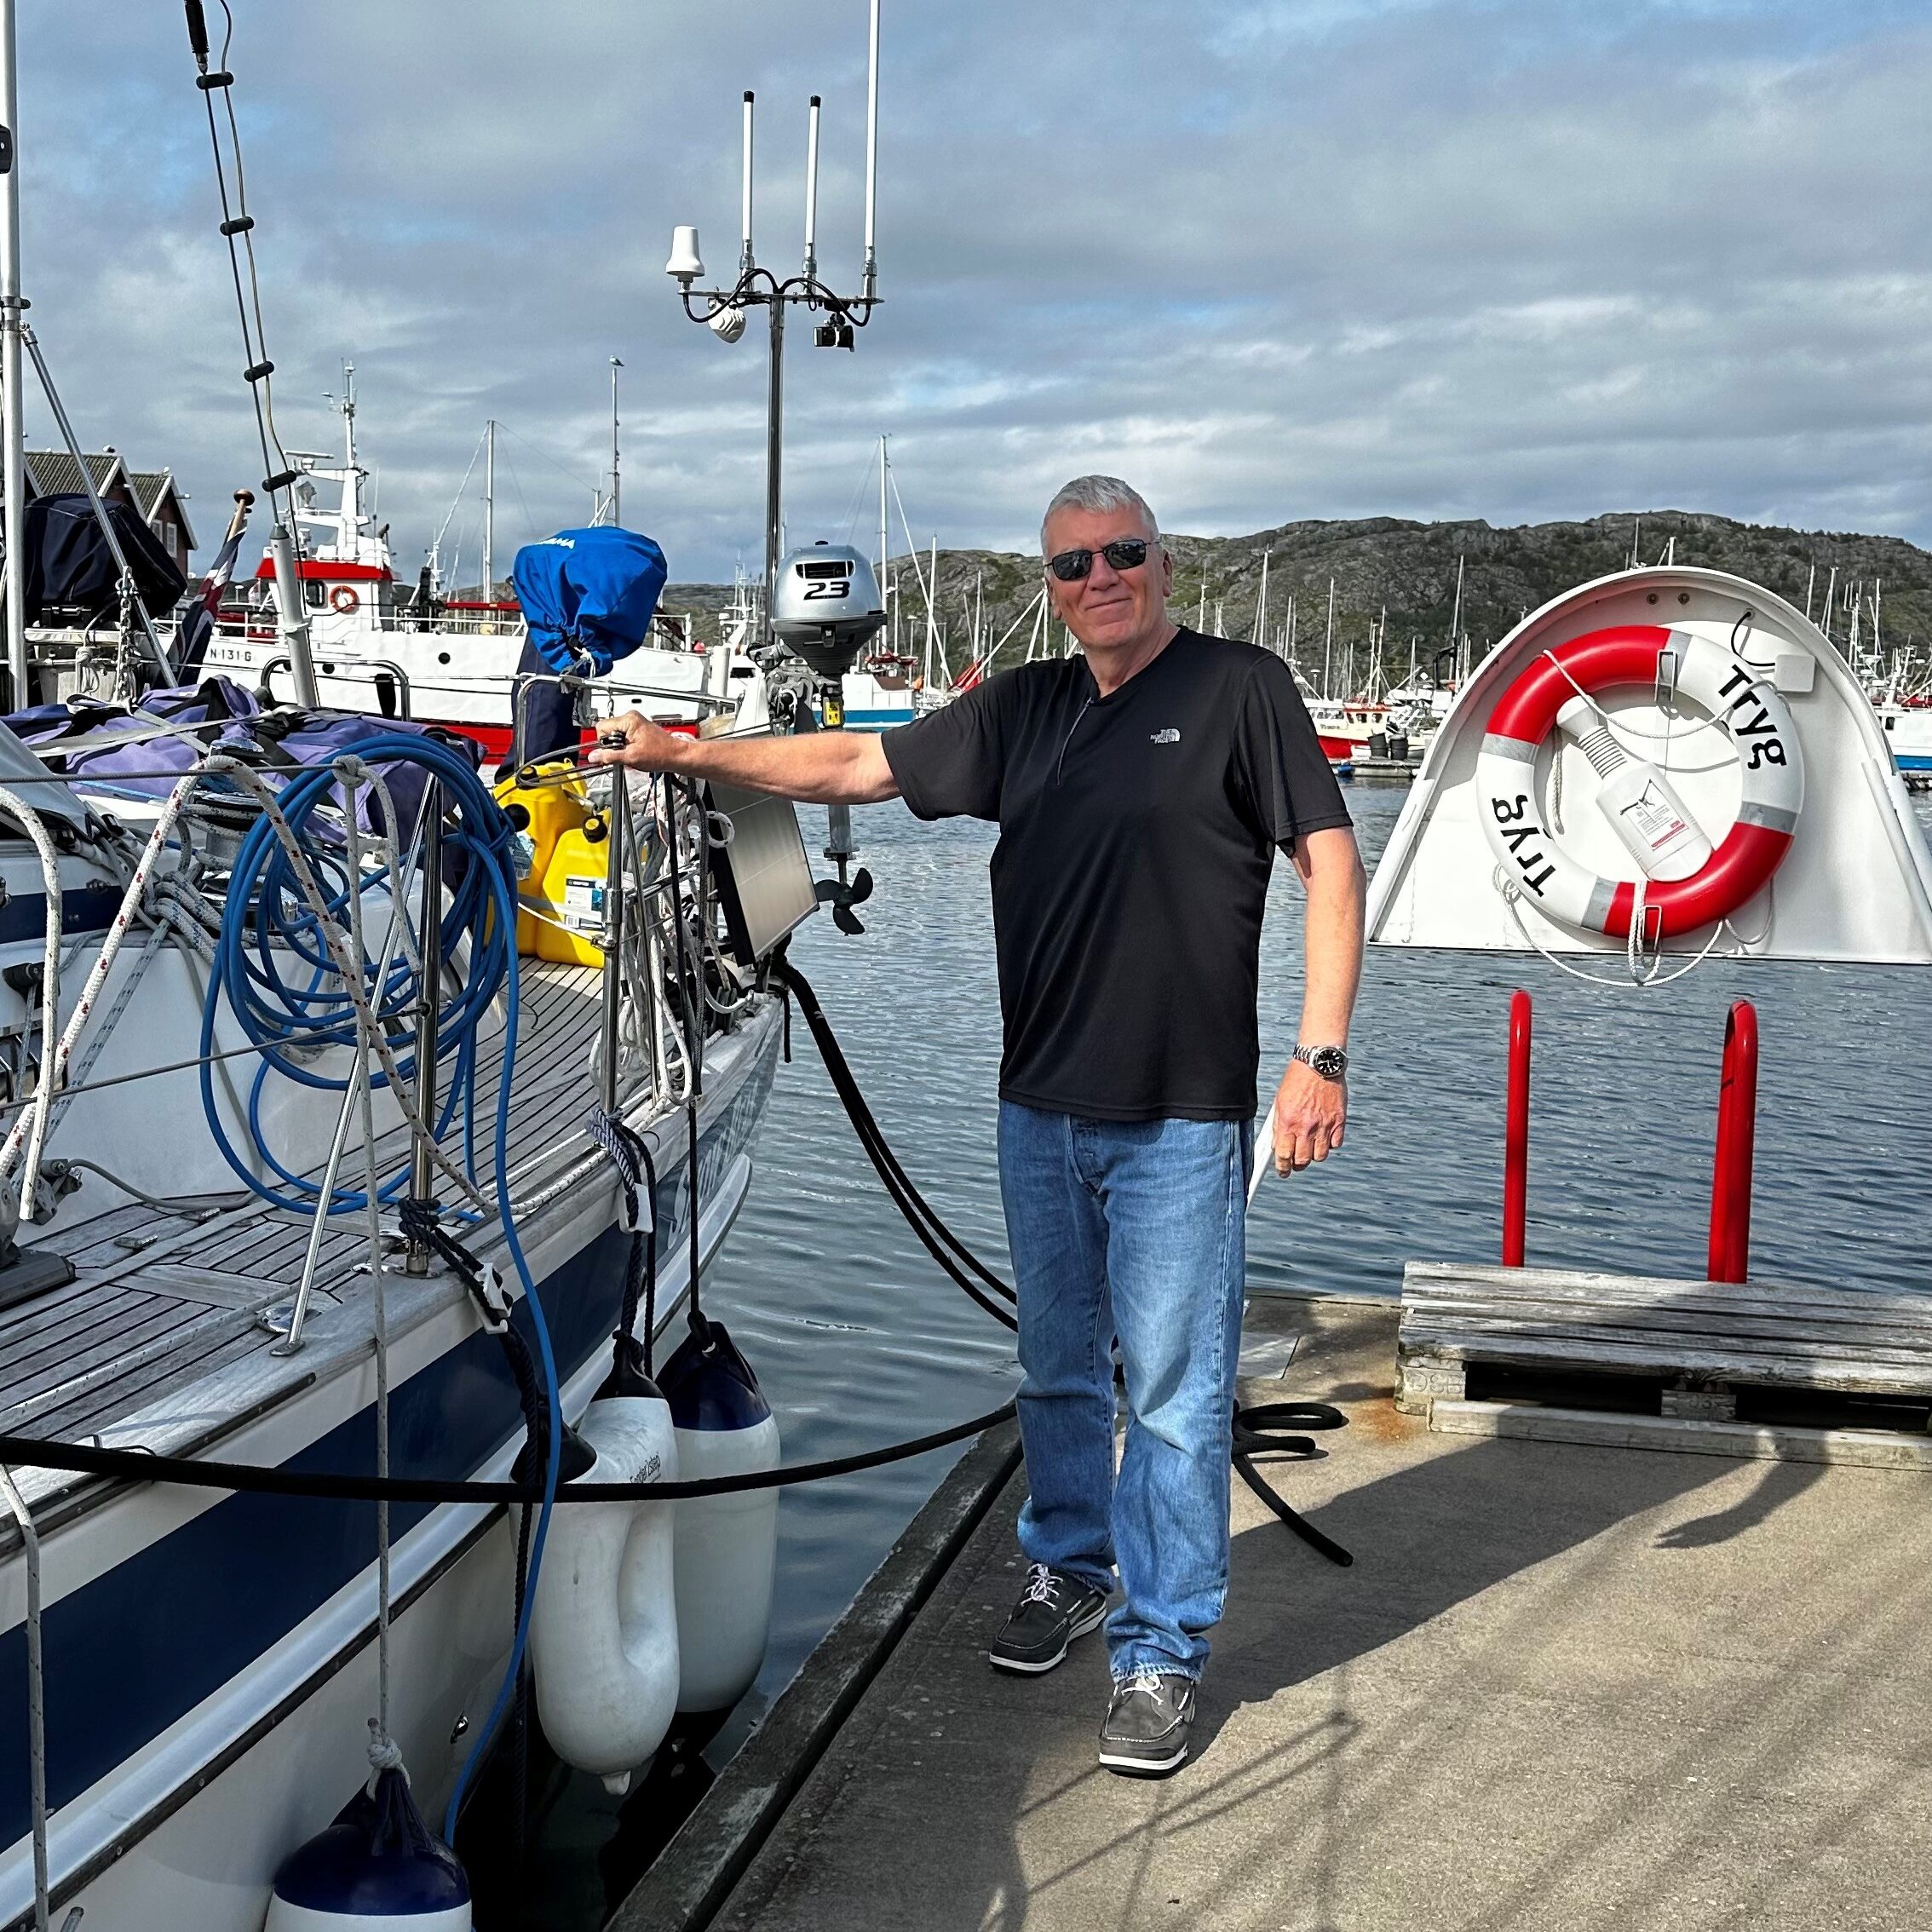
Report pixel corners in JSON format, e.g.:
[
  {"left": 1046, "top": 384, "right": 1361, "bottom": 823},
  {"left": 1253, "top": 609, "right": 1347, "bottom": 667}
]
[{"left": 1039, "top": 475, "right": 1160, "bottom": 558}]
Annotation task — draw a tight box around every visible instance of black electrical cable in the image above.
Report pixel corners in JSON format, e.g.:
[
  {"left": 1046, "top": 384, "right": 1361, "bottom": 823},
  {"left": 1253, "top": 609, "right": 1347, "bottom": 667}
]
[
  {"left": 775, "top": 961, "right": 1017, "bottom": 1331},
  {"left": 779, "top": 958, "right": 1349, "bottom": 1567},
  {"left": 1231, "top": 1402, "right": 1354, "bottom": 1567}
]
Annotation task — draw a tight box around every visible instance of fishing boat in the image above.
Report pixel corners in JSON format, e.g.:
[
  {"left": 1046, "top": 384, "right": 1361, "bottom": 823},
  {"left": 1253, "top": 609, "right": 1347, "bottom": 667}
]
[
  {"left": 1873, "top": 698, "right": 1932, "bottom": 778},
  {"left": 194, "top": 377, "right": 767, "bottom": 763}
]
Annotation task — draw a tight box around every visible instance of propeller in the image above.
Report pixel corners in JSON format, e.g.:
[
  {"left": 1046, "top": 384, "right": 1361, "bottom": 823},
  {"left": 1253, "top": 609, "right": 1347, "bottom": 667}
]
[{"left": 815, "top": 865, "right": 874, "bottom": 935}]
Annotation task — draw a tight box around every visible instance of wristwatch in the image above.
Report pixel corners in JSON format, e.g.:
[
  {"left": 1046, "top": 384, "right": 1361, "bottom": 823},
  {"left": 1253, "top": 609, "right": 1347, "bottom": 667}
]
[{"left": 1293, "top": 1044, "right": 1348, "bottom": 1081}]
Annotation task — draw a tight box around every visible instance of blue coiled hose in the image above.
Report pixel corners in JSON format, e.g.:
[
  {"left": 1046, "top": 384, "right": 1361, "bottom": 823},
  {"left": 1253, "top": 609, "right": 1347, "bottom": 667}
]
[
  {"left": 198, "top": 737, "right": 509, "bottom": 1211},
  {"left": 190, "top": 734, "right": 564, "bottom": 1840}
]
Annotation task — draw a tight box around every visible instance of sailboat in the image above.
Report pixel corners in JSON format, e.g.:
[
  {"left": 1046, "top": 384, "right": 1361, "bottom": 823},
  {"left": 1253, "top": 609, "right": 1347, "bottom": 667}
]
[{"left": 0, "top": 5, "right": 829, "bottom": 1924}]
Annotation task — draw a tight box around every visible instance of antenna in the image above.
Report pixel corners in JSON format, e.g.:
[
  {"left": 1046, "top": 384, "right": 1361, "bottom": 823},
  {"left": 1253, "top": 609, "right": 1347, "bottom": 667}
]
[
  {"left": 862, "top": 0, "right": 881, "bottom": 300},
  {"left": 667, "top": 5, "right": 886, "bottom": 643},
  {"left": 802, "top": 95, "right": 820, "bottom": 279},
  {"left": 740, "top": 90, "right": 756, "bottom": 274}
]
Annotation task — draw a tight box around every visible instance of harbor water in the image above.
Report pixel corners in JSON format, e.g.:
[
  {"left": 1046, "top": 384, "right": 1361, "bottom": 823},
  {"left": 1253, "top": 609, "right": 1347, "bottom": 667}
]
[{"left": 492, "top": 777, "right": 1932, "bottom": 1925}]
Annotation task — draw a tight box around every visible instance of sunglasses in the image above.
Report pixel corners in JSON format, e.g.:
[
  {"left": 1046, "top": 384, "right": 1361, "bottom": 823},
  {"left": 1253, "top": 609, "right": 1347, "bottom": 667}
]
[{"left": 1047, "top": 538, "right": 1153, "bottom": 583}]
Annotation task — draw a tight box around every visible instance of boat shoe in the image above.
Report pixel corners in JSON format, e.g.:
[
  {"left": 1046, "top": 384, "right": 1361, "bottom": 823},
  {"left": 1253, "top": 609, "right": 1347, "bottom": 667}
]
[
  {"left": 1097, "top": 1668, "right": 1197, "bottom": 1775},
  {"left": 986, "top": 1562, "right": 1110, "bottom": 1674}
]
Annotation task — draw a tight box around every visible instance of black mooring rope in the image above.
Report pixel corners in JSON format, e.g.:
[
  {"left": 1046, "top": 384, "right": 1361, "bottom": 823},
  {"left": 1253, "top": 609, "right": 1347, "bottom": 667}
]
[{"left": 0, "top": 964, "right": 1347, "bottom": 1570}]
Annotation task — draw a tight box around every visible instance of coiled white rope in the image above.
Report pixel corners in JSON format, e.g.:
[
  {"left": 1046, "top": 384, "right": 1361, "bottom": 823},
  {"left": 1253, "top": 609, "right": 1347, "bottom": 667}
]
[{"left": 1494, "top": 865, "right": 1737, "bottom": 989}]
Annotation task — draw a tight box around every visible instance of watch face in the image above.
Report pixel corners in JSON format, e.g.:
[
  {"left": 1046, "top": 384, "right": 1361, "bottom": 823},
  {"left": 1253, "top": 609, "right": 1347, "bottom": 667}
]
[{"left": 1308, "top": 1046, "right": 1348, "bottom": 1079}]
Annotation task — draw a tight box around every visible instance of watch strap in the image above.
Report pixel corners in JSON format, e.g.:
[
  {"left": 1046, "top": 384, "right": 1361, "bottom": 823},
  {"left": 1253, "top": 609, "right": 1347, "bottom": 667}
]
[{"left": 1294, "top": 1044, "right": 1348, "bottom": 1078}]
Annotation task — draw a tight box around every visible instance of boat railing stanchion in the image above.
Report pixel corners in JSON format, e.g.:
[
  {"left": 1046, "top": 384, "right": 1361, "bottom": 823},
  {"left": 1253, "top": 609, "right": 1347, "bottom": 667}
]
[
  {"left": 1504, "top": 989, "right": 1531, "bottom": 1267},
  {"left": 1707, "top": 999, "right": 1759, "bottom": 1285},
  {"left": 405, "top": 779, "right": 443, "bottom": 1276},
  {"left": 598, "top": 766, "right": 629, "bottom": 1116},
  {"left": 641, "top": 793, "right": 670, "bottom": 1105}
]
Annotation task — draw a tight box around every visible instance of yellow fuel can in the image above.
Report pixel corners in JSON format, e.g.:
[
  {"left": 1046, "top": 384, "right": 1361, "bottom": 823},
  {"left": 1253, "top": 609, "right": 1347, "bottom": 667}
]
[{"left": 493, "top": 763, "right": 610, "bottom": 965}]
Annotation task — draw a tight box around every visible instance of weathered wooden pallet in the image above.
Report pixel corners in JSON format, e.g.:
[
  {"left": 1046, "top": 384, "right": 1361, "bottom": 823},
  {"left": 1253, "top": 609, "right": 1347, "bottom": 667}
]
[{"left": 1398, "top": 1261, "right": 1932, "bottom": 1429}]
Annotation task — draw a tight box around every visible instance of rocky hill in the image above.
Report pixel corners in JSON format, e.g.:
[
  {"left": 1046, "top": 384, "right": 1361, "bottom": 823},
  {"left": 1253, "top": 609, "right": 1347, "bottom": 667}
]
[{"left": 663, "top": 509, "right": 1931, "bottom": 688}]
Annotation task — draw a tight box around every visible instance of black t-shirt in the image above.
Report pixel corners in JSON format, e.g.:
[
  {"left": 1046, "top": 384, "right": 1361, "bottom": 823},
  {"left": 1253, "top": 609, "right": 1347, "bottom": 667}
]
[{"left": 882, "top": 627, "right": 1352, "bottom": 1122}]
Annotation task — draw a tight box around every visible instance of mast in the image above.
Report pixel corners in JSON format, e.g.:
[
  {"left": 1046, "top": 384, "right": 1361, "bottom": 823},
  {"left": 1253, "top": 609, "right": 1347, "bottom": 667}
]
[
  {"left": 877, "top": 434, "right": 888, "bottom": 582},
  {"left": 608, "top": 356, "right": 623, "bottom": 528},
  {"left": 1449, "top": 553, "right": 1465, "bottom": 681},
  {"left": 0, "top": 0, "right": 24, "bottom": 705},
  {"left": 482, "top": 418, "right": 495, "bottom": 598},
  {"left": 1255, "top": 548, "right": 1269, "bottom": 651},
  {"left": 339, "top": 361, "right": 361, "bottom": 535},
  {"left": 1323, "top": 577, "right": 1336, "bottom": 697},
  {"left": 924, "top": 532, "right": 938, "bottom": 685}
]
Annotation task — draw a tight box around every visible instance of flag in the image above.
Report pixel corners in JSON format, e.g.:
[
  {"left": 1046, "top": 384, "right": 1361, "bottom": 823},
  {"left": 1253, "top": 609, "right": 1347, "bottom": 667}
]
[{"left": 177, "top": 508, "right": 250, "bottom": 673}]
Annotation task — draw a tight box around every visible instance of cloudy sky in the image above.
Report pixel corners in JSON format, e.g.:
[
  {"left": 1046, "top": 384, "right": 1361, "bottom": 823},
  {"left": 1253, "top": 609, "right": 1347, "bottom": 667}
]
[{"left": 19, "top": 1, "right": 1930, "bottom": 579}]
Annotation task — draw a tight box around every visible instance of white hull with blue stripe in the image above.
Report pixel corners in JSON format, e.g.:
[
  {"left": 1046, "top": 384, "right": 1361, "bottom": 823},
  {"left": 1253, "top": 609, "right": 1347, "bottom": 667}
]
[
  {"left": 0, "top": 701, "right": 797, "bottom": 1932},
  {"left": 0, "top": 991, "right": 780, "bottom": 1932}
]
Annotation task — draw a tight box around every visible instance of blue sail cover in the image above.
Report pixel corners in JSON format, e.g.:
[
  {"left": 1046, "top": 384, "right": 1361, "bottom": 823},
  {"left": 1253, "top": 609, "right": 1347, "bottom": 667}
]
[{"left": 513, "top": 527, "right": 669, "bottom": 676}]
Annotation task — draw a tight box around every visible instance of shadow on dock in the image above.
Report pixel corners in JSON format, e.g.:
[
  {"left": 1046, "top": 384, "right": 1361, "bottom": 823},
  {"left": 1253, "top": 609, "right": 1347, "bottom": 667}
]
[{"left": 665, "top": 1294, "right": 1932, "bottom": 1931}]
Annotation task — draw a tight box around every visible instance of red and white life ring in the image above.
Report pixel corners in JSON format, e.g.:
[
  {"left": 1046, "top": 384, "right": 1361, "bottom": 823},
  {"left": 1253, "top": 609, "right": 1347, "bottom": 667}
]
[
  {"left": 329, "top": 584, "right": 360, "bottom": 615},
  {"left": 1476, "top": 624, "right": 1804, "bottom": 939}
]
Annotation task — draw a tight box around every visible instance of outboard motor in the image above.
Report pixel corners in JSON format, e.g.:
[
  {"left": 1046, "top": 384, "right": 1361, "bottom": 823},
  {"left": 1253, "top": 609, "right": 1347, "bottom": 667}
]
[
  {"left": 526, "top": 1343, "right": 681, "bottom": 1794},
  {"left": 770, "top": 540, "right": 886, "bottom": 934},
  {"left": 658, "top": 1320, "right": 781, "bottom": 1713},
  {"left": 265, "top": 1765, "right": 471, "bottom": 1930},
  {"left": 768, "top": 539, "right": 886, "bottom": 685}
]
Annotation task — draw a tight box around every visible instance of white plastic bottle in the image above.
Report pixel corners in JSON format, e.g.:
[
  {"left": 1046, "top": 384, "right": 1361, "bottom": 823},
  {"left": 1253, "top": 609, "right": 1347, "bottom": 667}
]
[{"left": 1555, "top": 694, "right": 1712, "bottom": 882}]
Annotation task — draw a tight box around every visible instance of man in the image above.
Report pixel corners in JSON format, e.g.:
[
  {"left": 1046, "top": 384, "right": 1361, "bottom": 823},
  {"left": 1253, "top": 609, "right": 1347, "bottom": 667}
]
[{"left": 592, "top": 475, "right": 1365, "bottom": 1776}]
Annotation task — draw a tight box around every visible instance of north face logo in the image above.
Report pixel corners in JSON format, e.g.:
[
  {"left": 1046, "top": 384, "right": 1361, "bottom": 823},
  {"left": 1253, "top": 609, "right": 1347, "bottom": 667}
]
[{"left": 1150, "top": 728, "right": 1181, "bottom": 745}]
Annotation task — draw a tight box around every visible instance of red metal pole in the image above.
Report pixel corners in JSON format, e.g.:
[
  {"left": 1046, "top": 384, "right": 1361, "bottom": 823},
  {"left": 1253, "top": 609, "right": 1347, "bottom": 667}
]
[
  {"left": 1504, "top": 990, "right": 1531, "bottom": 1267},
  {"left": 1707, "top": 999, "right": 1758, "bottom": 1284}
]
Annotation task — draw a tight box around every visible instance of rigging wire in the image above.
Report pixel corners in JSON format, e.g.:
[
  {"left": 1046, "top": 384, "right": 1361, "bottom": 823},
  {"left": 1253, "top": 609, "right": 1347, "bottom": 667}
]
[{"left": 187, "top": 0, "right": 293, "bottom": 511}]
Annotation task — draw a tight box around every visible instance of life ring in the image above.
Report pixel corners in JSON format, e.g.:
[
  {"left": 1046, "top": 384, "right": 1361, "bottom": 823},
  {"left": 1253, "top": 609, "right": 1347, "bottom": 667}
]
[
  {"left": 329, "top": 584, "right": 360, "bottom": 615},
  {"left": 1477, "top": 624, "right": 1803, "bottom": 939}
]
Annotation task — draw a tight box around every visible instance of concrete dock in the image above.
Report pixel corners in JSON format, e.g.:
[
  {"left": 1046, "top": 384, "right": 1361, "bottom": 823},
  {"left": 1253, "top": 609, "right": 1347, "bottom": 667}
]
[{"left": 628, "top": 1295, "right": 1932, "bottom": 1931}]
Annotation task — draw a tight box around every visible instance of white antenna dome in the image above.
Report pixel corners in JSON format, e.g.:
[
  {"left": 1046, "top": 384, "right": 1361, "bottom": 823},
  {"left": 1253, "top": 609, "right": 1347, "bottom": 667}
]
[{"left": 665, "top": 225, "right": 704, "bottom": 285}]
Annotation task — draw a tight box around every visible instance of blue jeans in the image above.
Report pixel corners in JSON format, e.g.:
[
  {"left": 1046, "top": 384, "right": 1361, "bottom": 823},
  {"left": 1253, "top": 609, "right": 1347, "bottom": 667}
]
[{"left": 998, "top": 1101, "right": 1248, "bottom": 1683}]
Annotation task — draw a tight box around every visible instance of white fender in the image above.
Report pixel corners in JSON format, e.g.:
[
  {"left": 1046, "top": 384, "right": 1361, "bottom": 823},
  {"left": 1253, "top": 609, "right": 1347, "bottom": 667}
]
[
  {"left": 672, "top": 1412, "right": 781, "bottom": 1712},
  {"left": 526, "top": 1394, "right": 679, "bottom": 1793},
  {"left": 661, "top": 1321, "right": 781, "bottom": 1715}
]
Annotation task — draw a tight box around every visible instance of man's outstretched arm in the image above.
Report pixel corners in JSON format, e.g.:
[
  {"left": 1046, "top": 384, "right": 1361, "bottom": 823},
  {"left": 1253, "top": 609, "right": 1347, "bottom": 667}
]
[{"left": 588, "top": 711, "right": 901, "bottom": 805}]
